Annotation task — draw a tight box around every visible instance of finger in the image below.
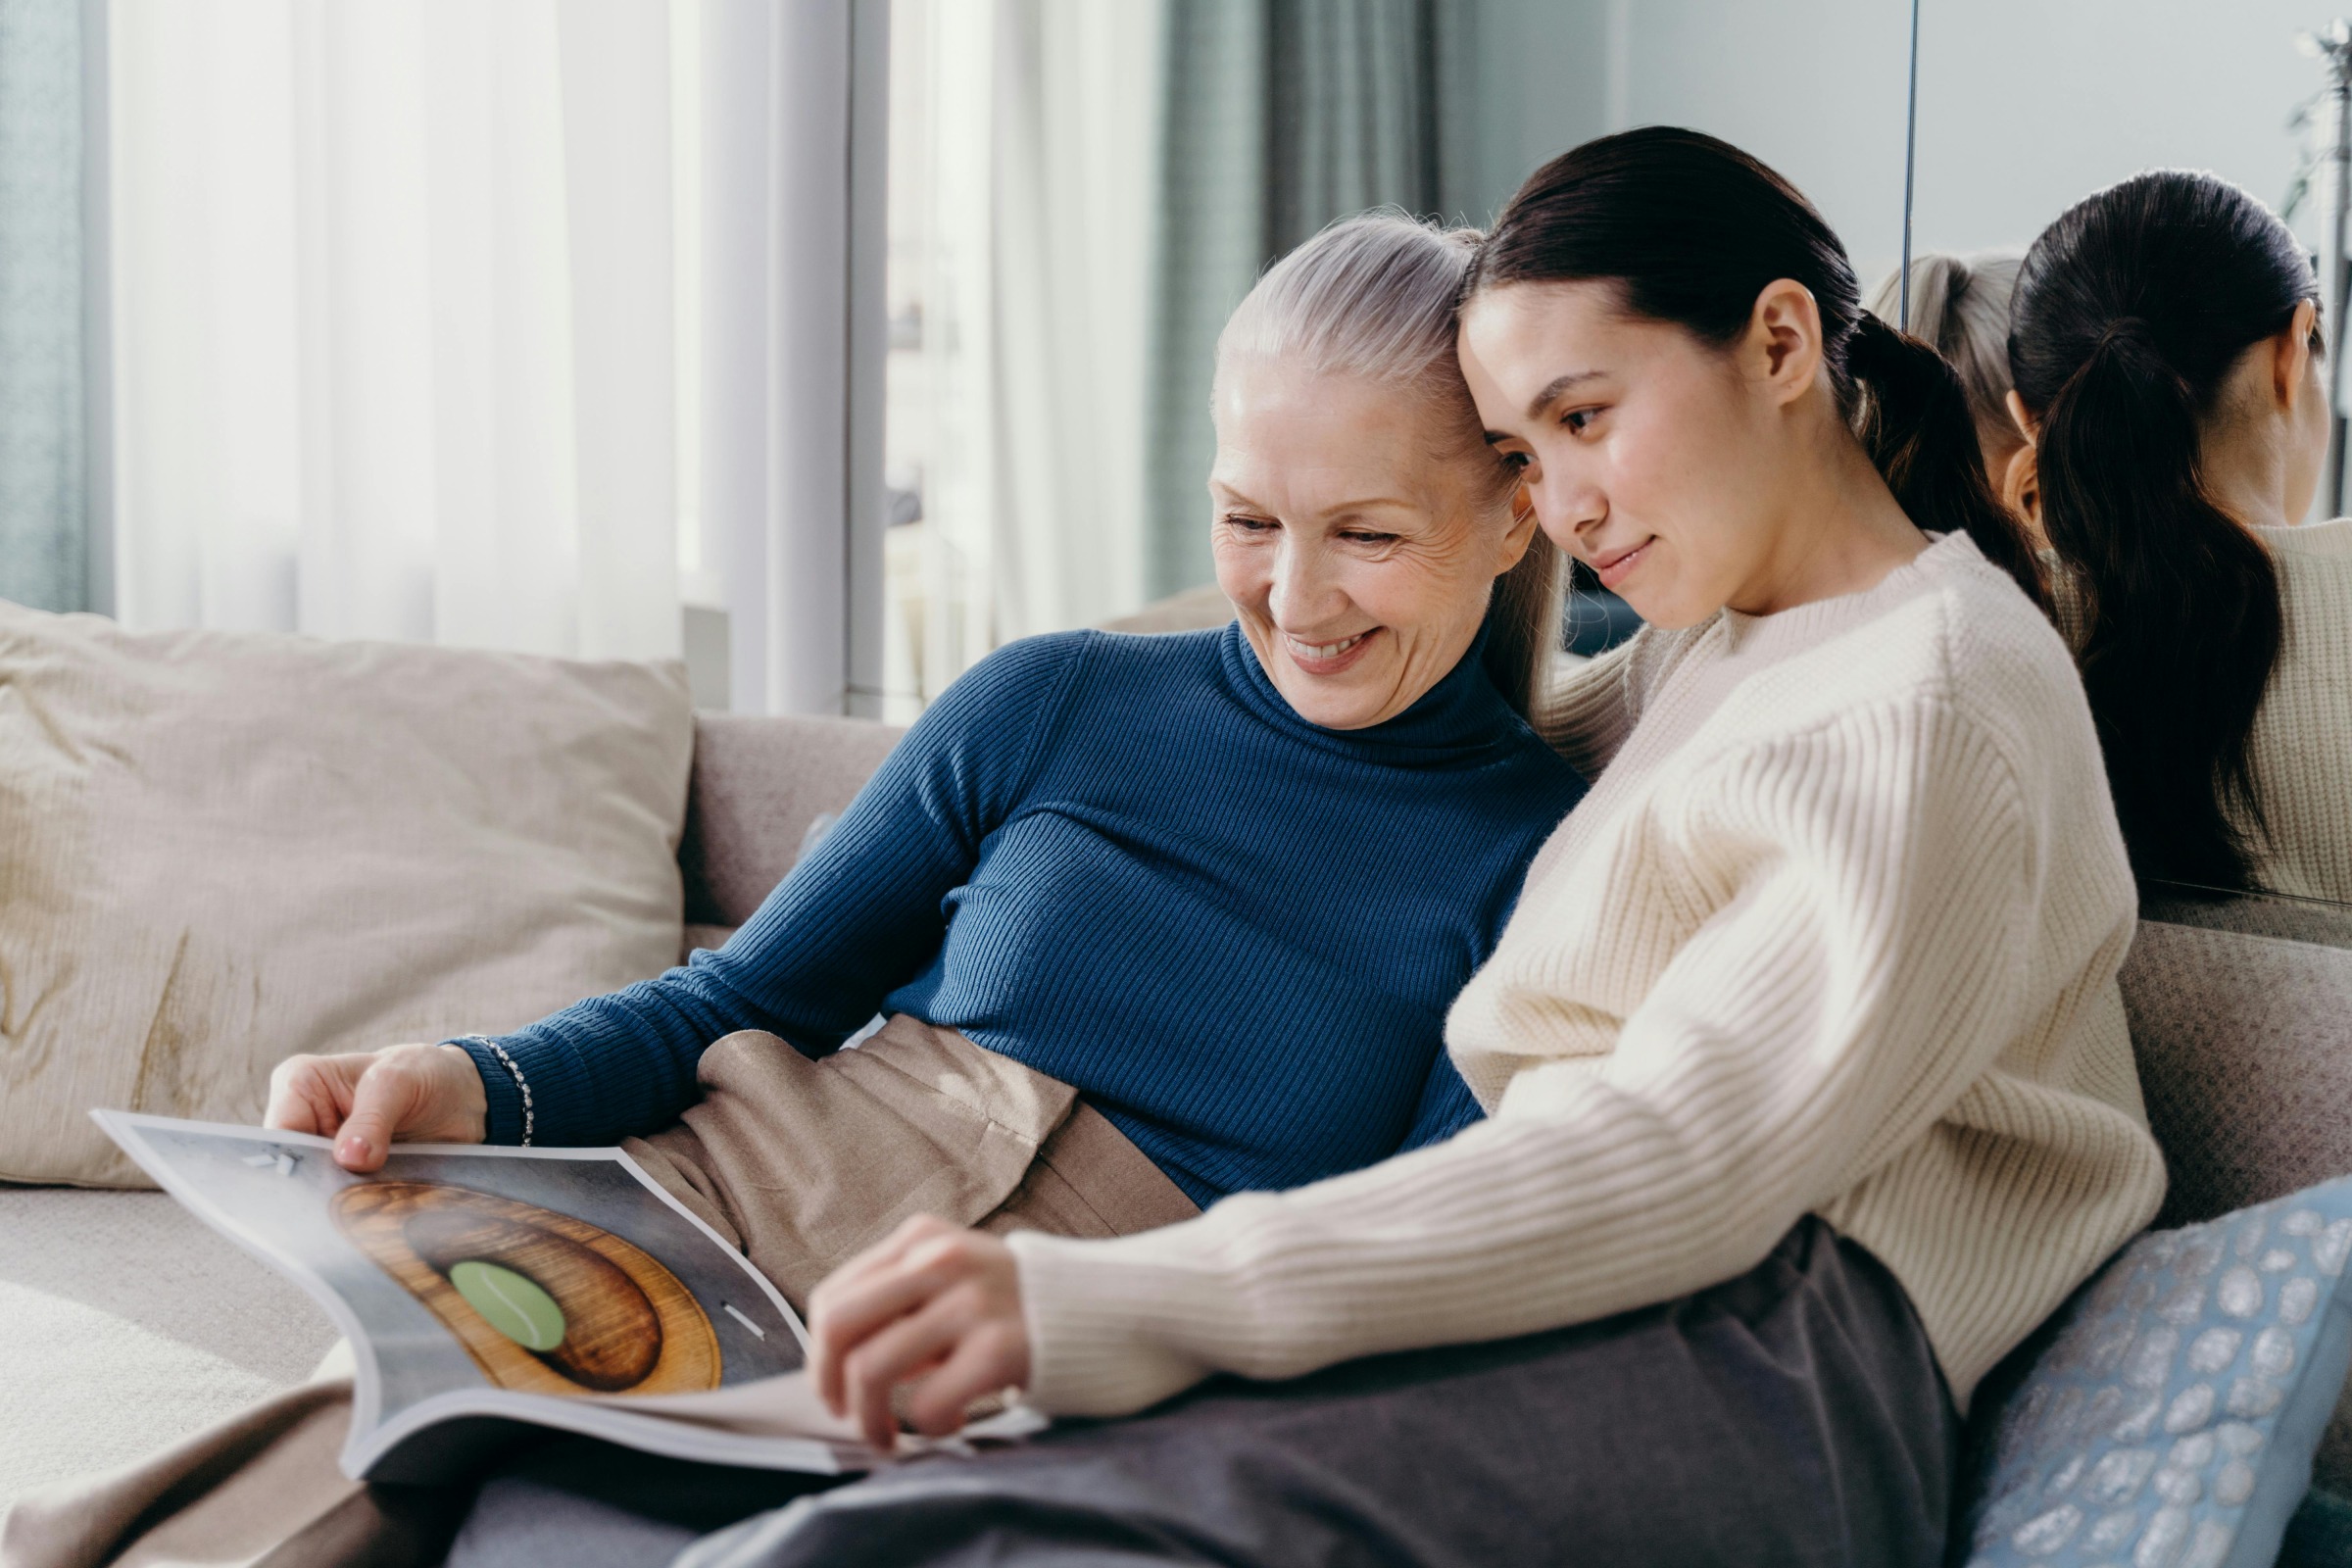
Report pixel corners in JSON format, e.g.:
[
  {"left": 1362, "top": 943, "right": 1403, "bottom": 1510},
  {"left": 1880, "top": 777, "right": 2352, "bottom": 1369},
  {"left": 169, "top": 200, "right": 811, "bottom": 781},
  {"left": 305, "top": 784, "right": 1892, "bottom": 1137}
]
[
  {"left": 841, "top": 1293, "right": 972, "bottom": 1450},
  {"left": 267, "top": 1056, "right": 360, "bottom": 1138},
  {"left": 811, "top": 1245, "right": 971, "bottom": 1417},
  {"left": 814, "top": 1258, "right": 949, "bottom": 1417},
  {"left": 904, "top": 1319, "right": 1026, "bottom": 1438},
  {"left": 333, "top": 1060, "right": 423, "bottom": 1171},
  {"left": 808, "top": 1219, "right": 961, "bottom": 1410},
  {"left": 264, "top": 1057, "right": 329, "bottom": 1135}
]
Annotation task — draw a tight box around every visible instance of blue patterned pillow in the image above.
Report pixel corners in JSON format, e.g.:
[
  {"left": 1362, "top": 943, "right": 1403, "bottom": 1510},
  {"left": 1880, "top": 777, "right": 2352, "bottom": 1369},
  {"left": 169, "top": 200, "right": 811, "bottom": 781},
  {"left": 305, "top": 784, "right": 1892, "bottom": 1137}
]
[{"left": 1957, "top": 1177, "right": 2352, "bottom": 1568}]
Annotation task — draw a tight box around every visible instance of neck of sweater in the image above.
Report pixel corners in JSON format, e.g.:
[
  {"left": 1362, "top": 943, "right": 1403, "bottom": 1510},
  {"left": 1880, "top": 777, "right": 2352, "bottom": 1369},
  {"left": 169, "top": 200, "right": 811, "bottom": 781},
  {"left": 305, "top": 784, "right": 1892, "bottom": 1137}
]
[
  {"left": 1218, "top": 620, "right": 1523, "bottom": 766},
  {"left": 1715, "top": 531, "right": 1972, "bottom": 661}
]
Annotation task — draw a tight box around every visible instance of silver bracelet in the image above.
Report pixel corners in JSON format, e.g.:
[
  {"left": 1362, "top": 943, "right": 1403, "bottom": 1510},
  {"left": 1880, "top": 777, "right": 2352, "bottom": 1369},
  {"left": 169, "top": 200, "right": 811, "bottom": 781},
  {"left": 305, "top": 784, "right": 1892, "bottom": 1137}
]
[{"left": 459, "top": 1035, "right": 534, "bottom": 1147}]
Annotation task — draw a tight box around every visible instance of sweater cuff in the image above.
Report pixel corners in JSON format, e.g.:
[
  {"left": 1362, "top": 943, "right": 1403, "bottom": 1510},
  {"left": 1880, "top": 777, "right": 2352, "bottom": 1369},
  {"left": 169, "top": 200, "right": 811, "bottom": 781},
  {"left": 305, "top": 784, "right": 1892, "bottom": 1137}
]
[
  {"left": 1007, "top": 1228, "right": 1237, "bottom": 1417},
  {"left": 449, "top": 1036, "right": 526, "bottom": 1146}
]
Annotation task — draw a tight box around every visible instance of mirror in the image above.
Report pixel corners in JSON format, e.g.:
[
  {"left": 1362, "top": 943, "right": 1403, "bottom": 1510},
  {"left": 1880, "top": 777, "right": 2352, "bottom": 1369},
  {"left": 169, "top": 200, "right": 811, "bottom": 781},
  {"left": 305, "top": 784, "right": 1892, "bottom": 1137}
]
[
  {"left": 873, "top": 0, "right": 1918, "bottom": 716},
  {"left": 1904, "top": 0, "right": 2352, "bottom": 916}
]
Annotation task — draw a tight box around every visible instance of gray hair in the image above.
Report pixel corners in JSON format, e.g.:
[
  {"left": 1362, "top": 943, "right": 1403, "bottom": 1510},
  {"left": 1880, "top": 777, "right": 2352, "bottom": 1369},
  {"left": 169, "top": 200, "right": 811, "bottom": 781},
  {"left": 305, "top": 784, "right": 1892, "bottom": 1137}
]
[
  {"left": 1866, "top": 249, "right": 2025, "bottom": 453},
  {"left": 1213, "top": 212, "right": 1559, "bottom": 719}
]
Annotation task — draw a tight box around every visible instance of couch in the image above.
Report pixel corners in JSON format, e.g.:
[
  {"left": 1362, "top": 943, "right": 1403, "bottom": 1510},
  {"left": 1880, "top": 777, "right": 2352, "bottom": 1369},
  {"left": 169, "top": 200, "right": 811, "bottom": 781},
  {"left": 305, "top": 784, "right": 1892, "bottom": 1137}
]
[
  {"left": 5, "top": 712, "right": 2351, "bottom": 1556},
  {"left": 0, "top": 712, "right": 898, "bottom": 1514}
]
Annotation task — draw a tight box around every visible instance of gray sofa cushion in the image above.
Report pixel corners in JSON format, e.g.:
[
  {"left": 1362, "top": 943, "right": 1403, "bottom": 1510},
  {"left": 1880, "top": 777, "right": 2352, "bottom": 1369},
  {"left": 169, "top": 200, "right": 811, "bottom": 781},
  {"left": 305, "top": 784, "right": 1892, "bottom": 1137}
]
[
  {"left": 681, "top": 715, "right": 904, "bottom": 928},
  {"left": 2120, "top": 916, "right": 2352, "bottom": 1496},
  {"left": 2122, "top": 921, "right": 2352, "bottom": 1231}
]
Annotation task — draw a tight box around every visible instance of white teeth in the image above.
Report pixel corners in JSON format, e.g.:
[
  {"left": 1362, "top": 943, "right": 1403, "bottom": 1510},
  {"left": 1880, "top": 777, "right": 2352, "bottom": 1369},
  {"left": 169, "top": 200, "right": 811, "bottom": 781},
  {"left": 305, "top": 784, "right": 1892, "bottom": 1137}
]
[{"left": 1285, "top": 631, "right": 1367, "bottom": 662}]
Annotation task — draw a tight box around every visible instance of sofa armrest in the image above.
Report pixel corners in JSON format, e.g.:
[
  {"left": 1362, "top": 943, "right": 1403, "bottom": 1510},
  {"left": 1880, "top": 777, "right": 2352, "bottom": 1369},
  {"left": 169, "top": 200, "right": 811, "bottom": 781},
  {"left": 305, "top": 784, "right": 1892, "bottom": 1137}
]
[{"left": 680, "top": 713, "right": 905, "bottom": 927}]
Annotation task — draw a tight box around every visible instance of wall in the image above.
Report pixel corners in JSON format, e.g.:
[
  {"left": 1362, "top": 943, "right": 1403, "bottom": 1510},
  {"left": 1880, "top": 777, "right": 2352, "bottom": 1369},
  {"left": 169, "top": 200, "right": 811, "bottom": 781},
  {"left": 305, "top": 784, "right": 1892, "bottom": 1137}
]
[
  {"left": 1453, "top": 0, "right": 1917, "bottom": 285},
  {"left": 1459, "top": 0, "right": 2345, "bottom": 304},
  {"left": 1912, "top": 0, "right": 2339, "bottom": 264}
]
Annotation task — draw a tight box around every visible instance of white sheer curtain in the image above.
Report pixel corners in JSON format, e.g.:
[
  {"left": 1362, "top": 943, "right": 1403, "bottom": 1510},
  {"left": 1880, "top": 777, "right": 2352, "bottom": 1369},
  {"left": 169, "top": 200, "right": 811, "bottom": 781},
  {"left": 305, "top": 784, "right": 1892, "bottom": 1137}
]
[
  {"left": 695, "top": 0, "right": 886, "bottom": 716},
  {"left": 990, "top": 0, "right": 1161, "bottom": 640},
  {"left": 878, "top": 0, "right": 1160, "bottom": 718},
  {"left": 108, "top": 0, "right": 680, "bottom": 661}
]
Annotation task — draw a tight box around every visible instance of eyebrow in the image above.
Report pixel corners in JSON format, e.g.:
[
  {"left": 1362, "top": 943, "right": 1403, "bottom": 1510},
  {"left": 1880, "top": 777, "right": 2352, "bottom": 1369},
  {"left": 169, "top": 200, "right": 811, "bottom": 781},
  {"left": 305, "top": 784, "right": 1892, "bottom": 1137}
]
[
  {"left": 1209, "top": 483, "right": 1418, "bottom": 518},
  {"left": 1522, "top": 369, "right": 1604, "bottom": 422}
]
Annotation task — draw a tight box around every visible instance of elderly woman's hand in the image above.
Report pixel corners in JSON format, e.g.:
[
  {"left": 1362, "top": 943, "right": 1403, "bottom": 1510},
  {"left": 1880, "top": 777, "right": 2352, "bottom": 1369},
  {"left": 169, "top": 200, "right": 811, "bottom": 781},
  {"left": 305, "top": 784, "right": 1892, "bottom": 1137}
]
[{"left": 808, "top": 1214, "right": 1031, "bottom": 1451}]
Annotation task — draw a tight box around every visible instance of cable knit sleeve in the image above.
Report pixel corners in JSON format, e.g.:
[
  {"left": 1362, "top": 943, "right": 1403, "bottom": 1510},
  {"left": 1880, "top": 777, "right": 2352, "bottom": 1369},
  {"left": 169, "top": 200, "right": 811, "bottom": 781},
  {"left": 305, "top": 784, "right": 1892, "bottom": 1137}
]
[{"left": 1007, "top": 691, "right": 2043, "bottom": 1417}]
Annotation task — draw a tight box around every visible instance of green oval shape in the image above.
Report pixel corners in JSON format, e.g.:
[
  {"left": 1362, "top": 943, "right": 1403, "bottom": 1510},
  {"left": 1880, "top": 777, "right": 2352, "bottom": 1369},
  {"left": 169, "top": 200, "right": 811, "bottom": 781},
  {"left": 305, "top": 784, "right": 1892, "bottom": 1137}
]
[{"left": 449, "top": 1259, "right": 566, "bottom": 1352}]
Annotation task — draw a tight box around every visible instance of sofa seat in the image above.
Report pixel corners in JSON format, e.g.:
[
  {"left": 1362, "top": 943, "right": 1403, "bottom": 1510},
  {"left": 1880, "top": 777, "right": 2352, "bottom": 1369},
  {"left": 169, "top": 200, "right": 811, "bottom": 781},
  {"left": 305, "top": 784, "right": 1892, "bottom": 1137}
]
[
  {"left": 5, "top": 709, "right": 2350, "bottom": 1549},
  {"left": 0, "top": 1186, "right": 338, "bottom": 1510},
  {"left": 0, "top": 711, "right": 899, "bottom": 1518}
]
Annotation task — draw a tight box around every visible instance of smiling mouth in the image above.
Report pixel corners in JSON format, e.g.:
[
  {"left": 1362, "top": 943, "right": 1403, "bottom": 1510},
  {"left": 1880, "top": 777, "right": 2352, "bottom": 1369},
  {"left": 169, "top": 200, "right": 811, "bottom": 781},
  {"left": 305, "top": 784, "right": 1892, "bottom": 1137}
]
[
  {"left": 1591, "top": 537, "right": 1655, "bottom": 592},
  {"left": 1282, "top": 628, "right": 1378, "bottom": 671}
]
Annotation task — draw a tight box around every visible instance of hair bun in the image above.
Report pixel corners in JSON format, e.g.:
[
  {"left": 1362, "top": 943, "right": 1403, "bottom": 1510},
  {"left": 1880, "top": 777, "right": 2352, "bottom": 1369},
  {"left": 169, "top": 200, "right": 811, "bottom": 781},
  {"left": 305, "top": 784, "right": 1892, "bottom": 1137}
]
[
  {"left": 1845, "top": 308, "right": 1916, "bottom": 375},
  {"left": 2093, "top": 314, "right": 2161, "bottom": 357}
]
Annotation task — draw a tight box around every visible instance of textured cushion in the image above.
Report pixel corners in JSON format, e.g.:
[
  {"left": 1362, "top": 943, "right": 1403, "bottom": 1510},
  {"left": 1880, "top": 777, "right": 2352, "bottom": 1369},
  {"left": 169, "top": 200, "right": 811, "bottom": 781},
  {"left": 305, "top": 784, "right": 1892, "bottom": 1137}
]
[
  {"left": 1955, "top": 1178, "right": 2352, "bottom": 1568},
  {"left": 680, "top": 713, "right": 902, "bottom": 927},
  {"left": 0, "top": 606, "right": 694, "bottom": 1185}
]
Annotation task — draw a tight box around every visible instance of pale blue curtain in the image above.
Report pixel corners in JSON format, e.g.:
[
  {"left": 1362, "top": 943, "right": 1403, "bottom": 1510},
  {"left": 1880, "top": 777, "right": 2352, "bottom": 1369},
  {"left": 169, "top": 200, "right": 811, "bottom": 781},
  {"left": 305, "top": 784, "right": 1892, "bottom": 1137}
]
[
  {"left": 0, "top": 0, "right": 82, "bottom": 612},
  {"left": 1146, "top": 0, "right": 1467, "bottom": 598}
]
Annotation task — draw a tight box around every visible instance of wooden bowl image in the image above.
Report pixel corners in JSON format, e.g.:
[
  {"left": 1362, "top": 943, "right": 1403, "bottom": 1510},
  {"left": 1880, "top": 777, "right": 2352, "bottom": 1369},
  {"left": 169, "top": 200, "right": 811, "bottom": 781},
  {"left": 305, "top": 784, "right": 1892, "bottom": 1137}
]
[{"left": 330, "top": 1181, "right": 720, "bottom": 1396}]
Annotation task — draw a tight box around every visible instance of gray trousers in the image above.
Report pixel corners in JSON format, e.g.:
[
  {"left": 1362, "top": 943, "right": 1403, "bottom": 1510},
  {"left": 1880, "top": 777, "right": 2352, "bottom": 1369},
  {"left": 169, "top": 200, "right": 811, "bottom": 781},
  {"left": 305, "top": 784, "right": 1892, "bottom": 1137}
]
[{"left": 446, "top": 1218, "right": 1958, "bottom": 1568}]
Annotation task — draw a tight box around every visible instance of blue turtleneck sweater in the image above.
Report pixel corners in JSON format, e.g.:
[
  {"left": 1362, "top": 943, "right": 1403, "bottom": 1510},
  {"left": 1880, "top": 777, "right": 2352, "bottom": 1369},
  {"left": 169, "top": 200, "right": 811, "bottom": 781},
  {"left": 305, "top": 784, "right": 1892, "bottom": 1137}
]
[{"left": 463, "top": 624, "right": 1587, "bottom": 1206}]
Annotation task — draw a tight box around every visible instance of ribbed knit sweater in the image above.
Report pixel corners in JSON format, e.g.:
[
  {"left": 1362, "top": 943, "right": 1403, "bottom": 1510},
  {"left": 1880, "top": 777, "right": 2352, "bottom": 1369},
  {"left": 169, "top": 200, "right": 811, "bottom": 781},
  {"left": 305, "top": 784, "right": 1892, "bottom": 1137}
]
[
  {"left": 1009, "top": 533, "right": 2170, "bottom": 1417},
  {"left": 2245, "top": 518, "right": 2352, "bottom": 903},
  {"left": 460, "top": 623, "right": 1586, "bottom": 1207}
]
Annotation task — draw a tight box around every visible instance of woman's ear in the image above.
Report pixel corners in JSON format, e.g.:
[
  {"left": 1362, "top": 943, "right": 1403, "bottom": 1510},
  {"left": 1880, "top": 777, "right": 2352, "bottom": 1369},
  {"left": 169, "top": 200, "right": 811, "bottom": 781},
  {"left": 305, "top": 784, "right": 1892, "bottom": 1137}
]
[
  {"left": 2275, "top": 298, "right": 2321, "bottom": 412},
  {"left": 1744, "top": 278, "right": 1825, "bottom": 406},
  {"left": 2004, "top": 389, "right": 2038, "bottom": 448},
  {"left": 1494, "top": 483, "right": 1541, "bottom": 573},
  {"left": 1999, "top": 441, "right": 2042, "bottom": 538}
]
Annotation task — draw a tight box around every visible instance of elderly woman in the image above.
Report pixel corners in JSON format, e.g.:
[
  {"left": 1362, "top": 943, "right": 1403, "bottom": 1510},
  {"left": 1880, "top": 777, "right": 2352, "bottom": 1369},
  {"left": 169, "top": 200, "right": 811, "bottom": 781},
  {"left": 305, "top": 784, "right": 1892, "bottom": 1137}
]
[{"left": 11, "top": 216, "right": 1587, "bottom": 1568}]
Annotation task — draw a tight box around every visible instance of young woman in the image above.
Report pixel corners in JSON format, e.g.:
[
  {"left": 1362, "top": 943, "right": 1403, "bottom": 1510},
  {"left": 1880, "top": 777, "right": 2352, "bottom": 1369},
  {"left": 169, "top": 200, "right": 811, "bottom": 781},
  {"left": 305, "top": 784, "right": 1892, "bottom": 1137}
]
[
  {"left": 2007, "top": 170, "right": 2352, "bottom": 902},
  {"left": 8, "top": 217, "right": 1592, "bottom": 1568},
  {"left": 1868, "top": 249, "right": 2036, "bottom": 528},
  {"left": 779, "top": 128, "right": 2166, "bottom": 1566}
]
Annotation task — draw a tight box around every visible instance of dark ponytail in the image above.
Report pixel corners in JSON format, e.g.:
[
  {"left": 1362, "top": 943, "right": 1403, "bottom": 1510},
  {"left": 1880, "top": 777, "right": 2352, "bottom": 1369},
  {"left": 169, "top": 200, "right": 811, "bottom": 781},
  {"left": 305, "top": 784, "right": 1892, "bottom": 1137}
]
[
  {"left": 1467, "top": 126, "right": 2045, "bottom": 612},
  {"left": 1849, "top": 313, "right": 2047, "bottom": 601},
  {"left": 2010, "top": 172, "right": 2302, "bottom": 889}
]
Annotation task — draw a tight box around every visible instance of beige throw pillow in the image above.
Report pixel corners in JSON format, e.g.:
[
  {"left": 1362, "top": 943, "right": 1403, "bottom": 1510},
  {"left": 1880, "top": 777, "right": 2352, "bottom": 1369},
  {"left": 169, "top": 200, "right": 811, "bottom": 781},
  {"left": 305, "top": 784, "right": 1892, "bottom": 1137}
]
[{"left": 0, "top": 605, "right": 695, "bottom": 1186}]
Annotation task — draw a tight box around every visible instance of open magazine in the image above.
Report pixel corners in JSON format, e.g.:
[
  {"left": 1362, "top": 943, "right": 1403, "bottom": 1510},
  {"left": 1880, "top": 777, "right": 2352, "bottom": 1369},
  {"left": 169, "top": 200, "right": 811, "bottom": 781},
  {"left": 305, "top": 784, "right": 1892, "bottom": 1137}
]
[{"left": 92, "top": 1110, "right": 1043, "bottom": 1484}]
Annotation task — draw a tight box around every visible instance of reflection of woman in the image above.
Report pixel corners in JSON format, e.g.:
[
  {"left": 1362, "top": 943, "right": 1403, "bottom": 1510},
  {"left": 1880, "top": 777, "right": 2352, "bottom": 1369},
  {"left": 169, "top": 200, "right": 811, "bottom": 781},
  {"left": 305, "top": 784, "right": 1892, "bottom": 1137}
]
[
  {"left": 788, "top": 129, "right": 2165, "bottom": 1565},
  {"left": 1867, "top": 250, "right": 2035, "bottom": 527},
  {"left": 11, "top": 217, "right": 1590, "bottom": 1568},
  {"left": 2007, "top": 171, "right": 2352, "bottom": 901}
]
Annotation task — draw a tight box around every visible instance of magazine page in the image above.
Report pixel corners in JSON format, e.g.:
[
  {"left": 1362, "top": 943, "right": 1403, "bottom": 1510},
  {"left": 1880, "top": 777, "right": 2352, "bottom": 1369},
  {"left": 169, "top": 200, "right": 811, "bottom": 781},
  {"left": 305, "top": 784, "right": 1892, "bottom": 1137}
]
[{"left": 91, "top": 1111, "right": 865, "bottom": 1480}]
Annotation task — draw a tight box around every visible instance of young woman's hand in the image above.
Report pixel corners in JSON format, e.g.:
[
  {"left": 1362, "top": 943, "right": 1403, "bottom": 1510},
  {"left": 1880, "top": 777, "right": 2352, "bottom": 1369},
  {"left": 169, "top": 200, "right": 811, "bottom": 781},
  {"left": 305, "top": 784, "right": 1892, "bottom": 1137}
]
[
  {"left": 807, "top": 1214, "right": 1031, "bottom": 1451},
  {"left": 264, "top": 1044, "right": 489, "bottom": 1170}
]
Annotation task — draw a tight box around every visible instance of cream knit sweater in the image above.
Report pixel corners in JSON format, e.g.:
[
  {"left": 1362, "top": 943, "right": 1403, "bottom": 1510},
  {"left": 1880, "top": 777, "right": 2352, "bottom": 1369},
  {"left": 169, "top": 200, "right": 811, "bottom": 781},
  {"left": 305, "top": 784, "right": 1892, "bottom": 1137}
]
[
  {"left": 2245, "top": 518, "right": 2352, "bottom": 903},
  {"left": 1009, "top": 533, "right": 2168, "bottom": 1418}
]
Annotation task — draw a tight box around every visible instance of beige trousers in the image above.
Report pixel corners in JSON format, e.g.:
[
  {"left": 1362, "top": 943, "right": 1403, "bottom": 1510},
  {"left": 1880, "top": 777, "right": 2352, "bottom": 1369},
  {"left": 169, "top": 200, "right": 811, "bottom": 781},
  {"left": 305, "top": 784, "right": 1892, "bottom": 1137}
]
[{"left": 0, "top": 1019, "right": 1195, "bottom": 1568}]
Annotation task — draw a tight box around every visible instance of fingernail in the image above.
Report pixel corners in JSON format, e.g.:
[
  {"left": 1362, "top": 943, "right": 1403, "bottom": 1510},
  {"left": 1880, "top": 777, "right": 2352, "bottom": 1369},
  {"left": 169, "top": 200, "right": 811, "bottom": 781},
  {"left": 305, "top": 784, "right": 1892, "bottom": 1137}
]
[{"left": 339, "top": 1136, "right": 368, "bottom": 1162}]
